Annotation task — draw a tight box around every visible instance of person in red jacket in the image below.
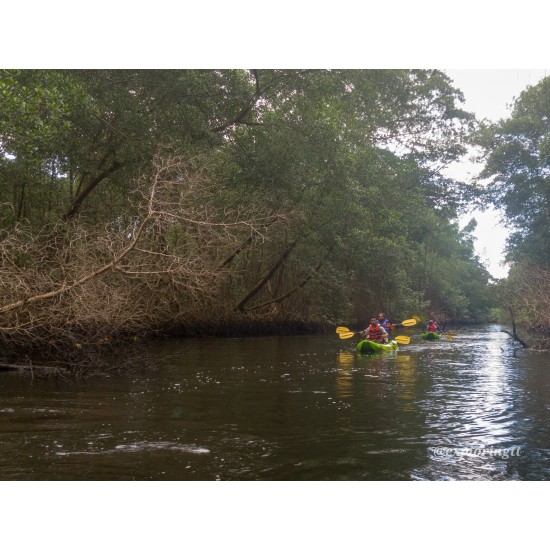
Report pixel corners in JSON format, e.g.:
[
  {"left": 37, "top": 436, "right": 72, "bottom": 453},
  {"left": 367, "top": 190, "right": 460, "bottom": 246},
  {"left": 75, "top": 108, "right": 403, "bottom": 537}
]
[
  {"left": 427, "top": 319, "right": 438, "bottom": 333},
  {"left": 362, "top": 317, "right": 389, "bottom": 343}
]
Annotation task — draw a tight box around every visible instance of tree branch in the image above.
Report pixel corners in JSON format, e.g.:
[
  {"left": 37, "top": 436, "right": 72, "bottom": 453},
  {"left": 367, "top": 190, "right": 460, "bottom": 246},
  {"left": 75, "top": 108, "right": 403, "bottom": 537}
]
[
  {"left": 62, "top": 160, "right": 125, "bottom": 221},
  {"left": 247, "top": 247, "right": 332, "bottom": 311},
  {"left": 210, "top": 70, "right": 262, "bottom": 133},
  {"left": 234, "top": 240, "right": 298, "bottom": 312},
  {"left": 501, "top": 307, "right": 529, "bottom": 348},
  {"left": 218, "top": 214, "right": 284, "bottom": 268}
]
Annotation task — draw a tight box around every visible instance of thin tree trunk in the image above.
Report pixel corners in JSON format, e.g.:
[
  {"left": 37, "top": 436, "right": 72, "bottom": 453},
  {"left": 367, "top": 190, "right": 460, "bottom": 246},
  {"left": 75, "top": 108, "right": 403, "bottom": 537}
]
[
  {"left": 62, "top": 160, "right": 124, "bottom": 221},
  {"left": 501, "top": 307, "right": 529, "bottom": 347},
  {"left": 218, "top": 215, "right": 282, "bottom": 268},
  {"left": 16, "top": 181, "right": 26, "bottom": 221},
  {"left": 234, "top": 240, "right": 297, "bottom": 312},
  {"left": 248, "top": 247, "right": 332, "bottom": 311}
]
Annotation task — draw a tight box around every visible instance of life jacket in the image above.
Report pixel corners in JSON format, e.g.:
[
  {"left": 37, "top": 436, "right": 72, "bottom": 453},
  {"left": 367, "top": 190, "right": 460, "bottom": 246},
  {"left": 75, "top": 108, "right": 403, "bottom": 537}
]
[
  {"left": 367, "top": 324, "right": 384, "bottom": 340},
  {"left": 427, "top": 322, "right": 437, "bottom": 332},
  {"left": 379, "top": 319, "right": 392, "bottom": 333}
]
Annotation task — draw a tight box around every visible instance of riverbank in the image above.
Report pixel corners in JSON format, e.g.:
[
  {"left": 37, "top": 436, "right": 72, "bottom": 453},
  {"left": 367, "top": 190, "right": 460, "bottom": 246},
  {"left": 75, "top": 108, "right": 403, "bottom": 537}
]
[
  {"left": 0, "top": 316, "right": 333, "bottom": 377},
  {"left": 4, "top": 314, "right": 544, "bottom": 379}
]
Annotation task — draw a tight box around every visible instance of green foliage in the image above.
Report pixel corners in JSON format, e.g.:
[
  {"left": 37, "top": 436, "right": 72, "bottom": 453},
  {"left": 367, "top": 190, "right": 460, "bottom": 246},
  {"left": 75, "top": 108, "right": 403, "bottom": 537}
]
[
  {"left": 477, "top": 76, "right": 550, "bottom": 266},
  {"left": 0, "top": 69, "right": 494, "bottom": 331}
]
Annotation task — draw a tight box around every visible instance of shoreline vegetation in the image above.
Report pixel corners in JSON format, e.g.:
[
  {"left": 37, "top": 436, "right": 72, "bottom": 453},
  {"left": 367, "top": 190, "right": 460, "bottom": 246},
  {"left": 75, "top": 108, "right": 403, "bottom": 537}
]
[
  {"left": 1, "top": 315, "right": 543, "bottom": 379},
  {"left": 2, "top": 69, "right": 550, "bottom": 375}
]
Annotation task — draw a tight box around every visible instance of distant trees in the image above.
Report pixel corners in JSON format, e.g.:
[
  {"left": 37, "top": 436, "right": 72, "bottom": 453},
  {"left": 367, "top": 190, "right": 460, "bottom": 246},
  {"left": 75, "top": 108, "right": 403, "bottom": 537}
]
[
  {"left": 477, "top": 76, "right": 550, "bottom": 266},
  {"left": 476, "top": 75, "right": 550, "bottom": 332}
]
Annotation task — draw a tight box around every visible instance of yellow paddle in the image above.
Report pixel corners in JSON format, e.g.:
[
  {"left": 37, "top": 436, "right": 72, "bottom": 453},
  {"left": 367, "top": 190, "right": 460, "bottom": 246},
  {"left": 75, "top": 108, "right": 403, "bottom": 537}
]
[
  {"left": 336, "top": 318, "right": 417, "bottom": 334},
  {"left": 337, "top": 330, "right": 358, "bottom": 339},
  {"left": 337, "top": 328, "right": 410, "bottom": 345},
  {"left": 394, "top": 318, "right": 418, "bottom": 328}
]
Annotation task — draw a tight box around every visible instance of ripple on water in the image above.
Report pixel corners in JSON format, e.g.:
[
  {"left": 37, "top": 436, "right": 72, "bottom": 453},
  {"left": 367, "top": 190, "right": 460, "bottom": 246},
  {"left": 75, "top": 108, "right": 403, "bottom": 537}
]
[{"left": 56, "top": 441, "right": 210, "bottom": 456}]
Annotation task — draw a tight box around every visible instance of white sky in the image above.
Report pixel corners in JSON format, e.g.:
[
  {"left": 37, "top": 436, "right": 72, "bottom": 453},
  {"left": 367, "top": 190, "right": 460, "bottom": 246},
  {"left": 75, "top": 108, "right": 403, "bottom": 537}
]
[{"left": 444, "top": 69, "right": 550, "bottom": 279}]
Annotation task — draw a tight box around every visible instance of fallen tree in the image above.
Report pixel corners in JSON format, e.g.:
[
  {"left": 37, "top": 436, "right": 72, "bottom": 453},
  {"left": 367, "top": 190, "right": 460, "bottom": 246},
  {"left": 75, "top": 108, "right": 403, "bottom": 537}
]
[
  {"left": 501, "top": 308, "right": 529, "bottom": 348},
  {"left": 0, "top": 151, "right": 290, "bottom": 374}
]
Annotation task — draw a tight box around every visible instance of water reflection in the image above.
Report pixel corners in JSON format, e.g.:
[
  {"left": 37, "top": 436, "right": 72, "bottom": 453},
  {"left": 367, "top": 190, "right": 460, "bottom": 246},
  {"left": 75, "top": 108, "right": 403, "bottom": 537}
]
[
  {"left": 394, "top": 355, "right": 416, "bottom": 412},
  {"left": 1, "top": 327, "right": 549, "bottom": 480},
  {"left": 411, "top": 326, "right": 532, "bottom": 480},
  {"left": 335, "top": 351, "right": 354, "bottom": 399}
]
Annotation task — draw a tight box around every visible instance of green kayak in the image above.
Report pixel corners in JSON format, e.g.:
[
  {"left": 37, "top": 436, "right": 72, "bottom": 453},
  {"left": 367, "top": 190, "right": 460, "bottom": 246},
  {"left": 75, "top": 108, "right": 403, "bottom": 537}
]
[
  {"left": 421, "top": 332, "right": 442, "bottom": 340},
  {"left": 356, "top": 339, "right": 399, "bottom": 354}
]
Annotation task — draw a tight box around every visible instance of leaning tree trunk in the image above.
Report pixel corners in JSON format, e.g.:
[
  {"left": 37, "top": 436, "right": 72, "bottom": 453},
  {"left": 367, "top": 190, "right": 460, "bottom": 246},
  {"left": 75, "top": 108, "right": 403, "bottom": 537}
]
[{"left": 234, "top": 240, "right": 298, "bottom": 313}]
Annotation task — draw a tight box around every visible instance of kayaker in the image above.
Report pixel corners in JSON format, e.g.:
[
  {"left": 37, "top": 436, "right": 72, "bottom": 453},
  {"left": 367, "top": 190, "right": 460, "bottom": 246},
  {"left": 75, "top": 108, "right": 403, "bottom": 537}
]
[
  {"left": 377, "top": 312, "right": 393, "bottom": 334},
  {"left": 427, "top": 319, "right": 438, "bottom": 333},
  {"left": 362, "top": 317, "right": 389, "bottom": 343}
]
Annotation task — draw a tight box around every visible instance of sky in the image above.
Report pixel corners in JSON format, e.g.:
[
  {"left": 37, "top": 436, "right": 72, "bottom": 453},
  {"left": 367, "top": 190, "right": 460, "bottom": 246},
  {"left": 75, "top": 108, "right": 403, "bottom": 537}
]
[{"left": 443, "top": 69, "right": 550, "bottom": 279}]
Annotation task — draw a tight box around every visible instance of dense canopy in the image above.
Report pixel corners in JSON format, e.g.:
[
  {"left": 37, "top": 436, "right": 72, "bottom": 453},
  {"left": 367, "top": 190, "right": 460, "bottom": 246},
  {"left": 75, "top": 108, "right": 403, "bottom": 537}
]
[{"left": 0, "top": 69, "right": 504, "bottom": 358}]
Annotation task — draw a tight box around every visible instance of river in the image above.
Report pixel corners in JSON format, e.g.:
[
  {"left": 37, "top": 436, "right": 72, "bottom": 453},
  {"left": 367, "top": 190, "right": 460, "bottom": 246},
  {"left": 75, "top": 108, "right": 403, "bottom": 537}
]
[{"left": 1, "top": 324, "right": 549, "bottom": 480}]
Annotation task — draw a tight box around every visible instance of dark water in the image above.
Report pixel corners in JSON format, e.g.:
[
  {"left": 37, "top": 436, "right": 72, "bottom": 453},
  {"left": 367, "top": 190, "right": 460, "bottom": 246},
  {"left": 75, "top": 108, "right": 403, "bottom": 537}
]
[{"left": 1, "top": 324, "right": 549, "bottom": 480}]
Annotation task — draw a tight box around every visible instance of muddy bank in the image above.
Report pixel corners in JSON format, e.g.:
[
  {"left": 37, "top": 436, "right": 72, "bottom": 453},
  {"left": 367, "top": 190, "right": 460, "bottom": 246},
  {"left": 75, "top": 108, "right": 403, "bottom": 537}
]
[{"left": 0, "top": 317, "right": 333, "bottom": 378}]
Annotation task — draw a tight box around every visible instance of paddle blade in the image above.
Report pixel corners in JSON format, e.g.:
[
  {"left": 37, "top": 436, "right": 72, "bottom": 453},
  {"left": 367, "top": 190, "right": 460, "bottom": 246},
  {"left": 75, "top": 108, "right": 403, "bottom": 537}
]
[
  {"left": 394, "top": 335, "right": 411, "bottom": 344},
  {"left": 401, "top": 319, "right": 417, "bottom": 327},
  {"left": 336, "top": 326, "right": 351, "bottom": 334},
  {"left": 338, "top": 331, "right": 357, "bottom": 340},
  {"left": 445, "top": 334, "right": 454, "bottom": 340}
]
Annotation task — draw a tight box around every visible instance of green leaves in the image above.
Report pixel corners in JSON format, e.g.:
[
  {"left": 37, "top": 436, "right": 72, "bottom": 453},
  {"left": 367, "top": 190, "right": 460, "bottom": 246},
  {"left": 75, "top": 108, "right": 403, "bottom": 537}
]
[
  {"left": 477, "top": 75, "right": 550, "bottom": 266},
  {"left": 0, "top": 70, "right": 71, "bottom": 156},
  {"left": 0, "top": 69, "right": 493, "bottom": 324}
]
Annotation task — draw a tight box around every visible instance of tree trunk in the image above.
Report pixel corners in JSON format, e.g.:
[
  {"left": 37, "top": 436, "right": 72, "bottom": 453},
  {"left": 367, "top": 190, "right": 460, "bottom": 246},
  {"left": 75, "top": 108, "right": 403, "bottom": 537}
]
[
  {"left": 234, "top": 240, "right": 297, "bottom": 312},
  {"left": 248, "top": 247, "right": 332, "bottom": 311},
  {"left": 62, "top": 160, "right": 124, "bottom": 221}
]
